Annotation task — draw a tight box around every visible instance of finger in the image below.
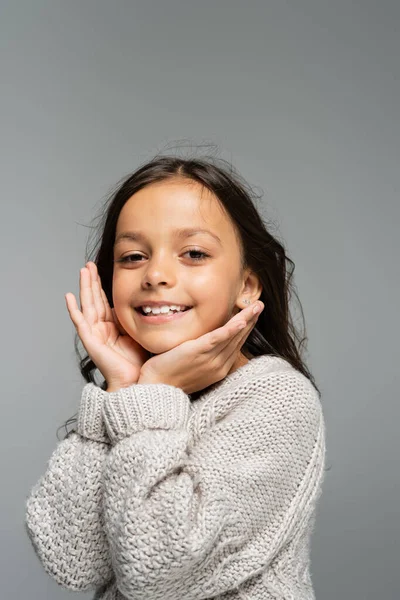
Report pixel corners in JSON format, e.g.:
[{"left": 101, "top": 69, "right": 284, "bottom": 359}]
[
  {"left": 204, "top": 310, "right": 259, "bottom": 376},
  {"left": 219, "top": 308, "right": 260, "bottom": 365},
  {"left": 204, "top": 302, "right": 262, "bottom": 352},
  {"left": 91, "top": 262, "right": 114, "bottom": 323},
  {"left": 100, "top": 287, "right": 113, "bottom": 322},
  {"left": 65, "top": 292, "right": 93, "bottom": 345},
  {"left": 79, "top": 266, "right": 98, "bottom": 327},
  {"left": 218, "top": 302, "right": 263, "bottom": 343},
  {"left": 232, "top": 301, "right": 263, "bottom": 326},
  {"left": 225, "top": 311, "right": 260, "bottom": 364},
  {"left": 87, "top": 262, "right": 107, "bottom": 322}
]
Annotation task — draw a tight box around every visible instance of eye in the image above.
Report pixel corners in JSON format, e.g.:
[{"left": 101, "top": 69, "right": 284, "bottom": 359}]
[
  {"left": 116, "top": 248, "right": 211, "bottom": 264},
  {"left": 117, "top": 254, "right": 144, "bottom": 263},
  {"left": 185, "top": 249, "right": 210, "bottom": 262}
]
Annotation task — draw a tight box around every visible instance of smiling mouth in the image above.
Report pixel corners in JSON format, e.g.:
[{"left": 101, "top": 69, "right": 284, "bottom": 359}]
[
  {"left": 134, "top": 306, "right": 193, "bottom": 324},
  {"left": 135, "top": 306, "right": 192, "bottom": 315}
]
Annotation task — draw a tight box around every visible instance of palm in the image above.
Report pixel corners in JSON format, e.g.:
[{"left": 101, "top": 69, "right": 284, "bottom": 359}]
[
  {"left": 92, "top": 319, "right": 150, "bottom": 374},
  {"left": 65, "top": 263, "right": 151, "bottom": 388}
]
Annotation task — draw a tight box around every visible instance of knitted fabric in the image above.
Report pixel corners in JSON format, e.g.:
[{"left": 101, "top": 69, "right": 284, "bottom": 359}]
[{"left": 25, "top": 354, "right": 326, "bottom": 599}]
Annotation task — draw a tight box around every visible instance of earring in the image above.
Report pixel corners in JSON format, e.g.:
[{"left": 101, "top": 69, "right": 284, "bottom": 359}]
[{"left": 243, "top": 299, "right": 251, "bottom": 305}]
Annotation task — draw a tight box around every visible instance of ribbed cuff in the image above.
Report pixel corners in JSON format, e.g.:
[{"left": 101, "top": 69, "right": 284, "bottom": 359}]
[
  {"left": 77, "top": 383, "right": 110, "bottom": 444},
  {"left": 102, "top": 384, "right": 191, "bottom": 444}
]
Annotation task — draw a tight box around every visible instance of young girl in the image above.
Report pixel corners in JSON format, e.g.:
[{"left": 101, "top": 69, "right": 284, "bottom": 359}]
[{"left": 25, "top": 154, "right": 326, "bottom": 600}]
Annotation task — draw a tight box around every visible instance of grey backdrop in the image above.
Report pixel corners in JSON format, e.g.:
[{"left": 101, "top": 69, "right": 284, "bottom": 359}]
[{"left": 1, "top": 1, "right": 399, "bottom": 598}]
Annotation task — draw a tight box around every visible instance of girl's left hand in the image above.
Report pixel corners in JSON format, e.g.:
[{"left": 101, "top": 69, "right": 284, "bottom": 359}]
[{"left": 137, "top": 301, "right": 264, "bottom": 394}]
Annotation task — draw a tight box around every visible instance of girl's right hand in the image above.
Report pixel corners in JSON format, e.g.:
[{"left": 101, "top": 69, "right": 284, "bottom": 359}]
[{"left": 65, "top": 261, "right": 150, "bottom": 390}]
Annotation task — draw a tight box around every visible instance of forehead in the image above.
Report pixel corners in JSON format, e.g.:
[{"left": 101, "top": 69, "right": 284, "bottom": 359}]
[{"left": 116, "top": 180, "right": 232, "bottom": 239}]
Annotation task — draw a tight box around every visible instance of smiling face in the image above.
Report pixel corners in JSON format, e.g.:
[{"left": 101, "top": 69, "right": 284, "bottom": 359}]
[{"left": 112, "top": 178, "right": 261, "bottom": 366}]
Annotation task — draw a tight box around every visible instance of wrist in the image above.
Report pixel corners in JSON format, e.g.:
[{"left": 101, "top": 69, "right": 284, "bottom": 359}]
[
  {"left": 106, "top": 381, "right": 136, "bottom": 393},
  {"left": 137, "top": 370, "right": 160, "bottom": 385},
  {"left": 136, "top": 376, "right": 152, "bottom": 385}
]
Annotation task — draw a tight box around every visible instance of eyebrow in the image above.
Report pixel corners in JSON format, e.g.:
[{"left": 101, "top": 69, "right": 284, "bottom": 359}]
[{"left": 114, "top": 227, "right": 222, "bottom": 247}]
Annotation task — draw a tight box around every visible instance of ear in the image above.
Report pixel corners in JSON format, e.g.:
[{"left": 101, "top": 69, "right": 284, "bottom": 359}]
[{"left": 238, "top": 269, "right": 263, "bottom": 305}]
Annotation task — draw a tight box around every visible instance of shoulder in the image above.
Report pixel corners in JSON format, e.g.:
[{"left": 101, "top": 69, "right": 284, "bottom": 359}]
[
  {"left": 189, "top": 355, "right": 323, "bottom": 446},
  {"left": 228, "top": 357, "right": 323, "bottom": 430}
]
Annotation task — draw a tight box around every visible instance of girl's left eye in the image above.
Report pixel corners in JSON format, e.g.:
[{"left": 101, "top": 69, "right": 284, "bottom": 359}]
[{"left": 118, "top": 249, "right": 210, "bottom": 263}]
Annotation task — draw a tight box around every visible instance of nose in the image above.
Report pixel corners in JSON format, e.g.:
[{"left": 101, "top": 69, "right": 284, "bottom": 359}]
[{"left": 141, "top": 253, "right": 177, "bottom": 289}]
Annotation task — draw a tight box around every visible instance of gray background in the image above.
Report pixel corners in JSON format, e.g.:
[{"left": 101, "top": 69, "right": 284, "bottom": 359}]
[{"left": 1, "top": 1, "right": 399, "bottom": 598}]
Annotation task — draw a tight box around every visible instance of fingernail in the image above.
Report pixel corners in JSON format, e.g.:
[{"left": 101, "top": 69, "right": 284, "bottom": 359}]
[{"left": 253, "top": 303, "right": 262, "bottom": 315}]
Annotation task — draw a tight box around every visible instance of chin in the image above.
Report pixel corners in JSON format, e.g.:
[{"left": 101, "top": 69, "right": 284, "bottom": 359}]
[{"left": 139, "top": 339, "right": 184, "bottom": 355}]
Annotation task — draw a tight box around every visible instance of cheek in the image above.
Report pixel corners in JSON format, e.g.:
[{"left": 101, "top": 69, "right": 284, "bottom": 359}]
[
  {"left": 194, "top": 304, "right": 234, "bottom": 331},
  {"left": 111, "top": 288, "right": 135, "bottom": 329},
  {"left": 112, "top": 274, "right": 135, "bottom": 304}
]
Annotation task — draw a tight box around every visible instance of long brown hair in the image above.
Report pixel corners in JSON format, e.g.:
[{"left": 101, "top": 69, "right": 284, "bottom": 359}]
[{"left": 58, "top": 148, "right": 322, "bottom": 440}]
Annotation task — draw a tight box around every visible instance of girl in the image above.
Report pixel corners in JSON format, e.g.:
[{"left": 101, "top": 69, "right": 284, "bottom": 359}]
[{"left": 25, "top": 154, "right": 326, "bottom": 600}]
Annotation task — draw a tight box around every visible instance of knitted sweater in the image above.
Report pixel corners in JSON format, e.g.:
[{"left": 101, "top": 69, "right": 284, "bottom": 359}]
[{"left": 25, "top": 354, "right": 326, "bottom": 600}]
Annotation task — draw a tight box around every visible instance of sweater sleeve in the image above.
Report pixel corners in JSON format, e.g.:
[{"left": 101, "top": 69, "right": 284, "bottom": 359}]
[
  {"left": 24, "top": 384, "right": 114, "bottom": 592},
  {"left": 98, "top": 370, "right": 326, "bottom": 600}
]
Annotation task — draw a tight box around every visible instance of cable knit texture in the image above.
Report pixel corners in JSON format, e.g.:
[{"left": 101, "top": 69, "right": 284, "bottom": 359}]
[{"left": 25, "top": 355, "right": 326, "bottom": 599}]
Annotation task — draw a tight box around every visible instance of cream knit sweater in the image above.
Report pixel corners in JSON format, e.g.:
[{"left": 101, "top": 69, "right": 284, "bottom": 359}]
[{"left": 25, "top": 354, "right": 326, "bottom": 599}]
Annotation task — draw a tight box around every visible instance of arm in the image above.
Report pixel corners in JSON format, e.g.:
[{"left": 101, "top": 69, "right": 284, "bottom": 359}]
[
  {"left": 24, "top": 383, "right": 114, "bottom": 591},
  {"left": 98, "top": 370, "right": 326, "bottom": 600}
]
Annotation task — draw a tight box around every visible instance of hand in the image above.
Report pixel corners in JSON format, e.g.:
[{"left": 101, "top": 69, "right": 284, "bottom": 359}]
[
  {"left": 65, "top": 261, "right": 151, "bottom": 389},
  {"left": 138, "top": 301, "right": 264, "bottom": 394}
]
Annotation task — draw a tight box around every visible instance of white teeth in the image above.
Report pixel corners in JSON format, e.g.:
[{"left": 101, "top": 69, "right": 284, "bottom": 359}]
[{"left": 142, "top": 305, "right": 186, "bottom": 315}]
